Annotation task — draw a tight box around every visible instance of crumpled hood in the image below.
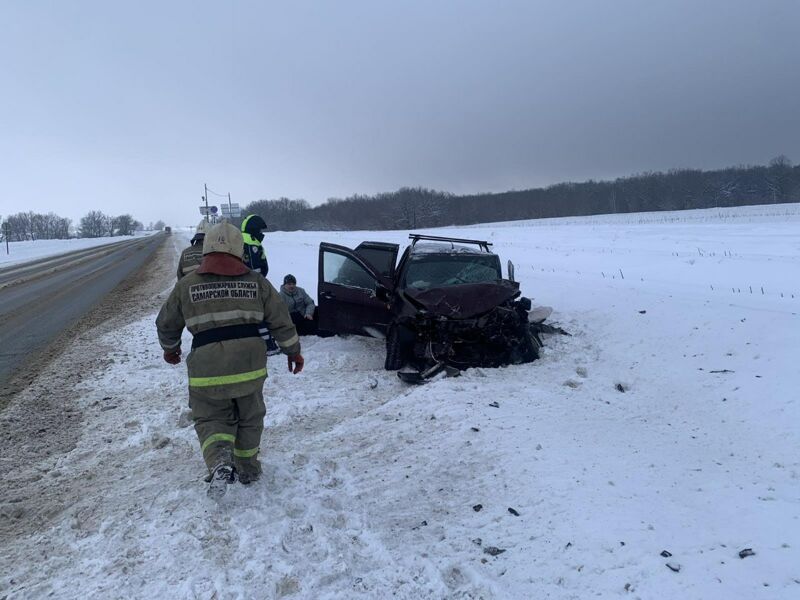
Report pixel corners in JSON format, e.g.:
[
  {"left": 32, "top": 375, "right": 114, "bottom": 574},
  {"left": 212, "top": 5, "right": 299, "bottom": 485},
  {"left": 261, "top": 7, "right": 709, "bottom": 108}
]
[{"left": 404, "top": 280, "right": 520, "bottom": 319}]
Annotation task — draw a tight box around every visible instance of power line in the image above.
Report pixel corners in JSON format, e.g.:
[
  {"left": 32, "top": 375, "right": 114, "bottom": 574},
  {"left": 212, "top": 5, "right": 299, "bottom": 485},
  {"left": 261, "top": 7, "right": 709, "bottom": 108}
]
[{"left": 205, "top": 186, "right": 229, "bottom": 198}]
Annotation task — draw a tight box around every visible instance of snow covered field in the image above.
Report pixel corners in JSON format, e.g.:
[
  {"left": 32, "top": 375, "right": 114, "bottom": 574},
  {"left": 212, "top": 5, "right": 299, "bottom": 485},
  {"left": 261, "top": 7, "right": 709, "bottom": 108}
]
[
  {"left": 2, "top": 205, "right": 799, "bottom": 599},
  {"left": 0, "top": 232, "right": 155, "bottom": 268}
]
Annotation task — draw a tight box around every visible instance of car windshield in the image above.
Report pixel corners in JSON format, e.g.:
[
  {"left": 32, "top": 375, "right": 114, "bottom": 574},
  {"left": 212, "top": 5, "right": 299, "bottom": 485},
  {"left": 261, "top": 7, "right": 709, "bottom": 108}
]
[{"left": 403, "top": 255, "right": 500, "bottom": 290}]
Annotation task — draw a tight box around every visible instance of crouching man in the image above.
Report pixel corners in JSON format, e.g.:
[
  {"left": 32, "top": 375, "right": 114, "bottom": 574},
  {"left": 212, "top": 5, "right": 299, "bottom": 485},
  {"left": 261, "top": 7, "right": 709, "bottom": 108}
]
[
  {"left": 156, "top": 222, "right": 304, "bottom": 498},
  {"left": 279, "top": 274, "right": 319, "bottom": 336}
]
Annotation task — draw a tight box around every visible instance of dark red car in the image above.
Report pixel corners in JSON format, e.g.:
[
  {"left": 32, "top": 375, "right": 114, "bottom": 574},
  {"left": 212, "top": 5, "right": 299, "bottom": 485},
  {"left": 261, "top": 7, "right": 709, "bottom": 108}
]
[{"left": 318, "top": 234, "right": 540, "bottom": 382}]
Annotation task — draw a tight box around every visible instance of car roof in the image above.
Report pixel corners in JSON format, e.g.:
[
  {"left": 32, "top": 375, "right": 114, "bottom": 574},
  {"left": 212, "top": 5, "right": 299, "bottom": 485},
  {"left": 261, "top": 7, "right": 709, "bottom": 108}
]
[{"left": 409, "top": 242, "right": 496, "bottom": 256}]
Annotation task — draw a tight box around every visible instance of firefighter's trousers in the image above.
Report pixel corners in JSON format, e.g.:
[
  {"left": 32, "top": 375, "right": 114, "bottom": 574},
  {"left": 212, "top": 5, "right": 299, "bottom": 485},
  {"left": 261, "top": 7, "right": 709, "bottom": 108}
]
[{"left": 189, "top": 386, "right": 265, "bottom": 479}]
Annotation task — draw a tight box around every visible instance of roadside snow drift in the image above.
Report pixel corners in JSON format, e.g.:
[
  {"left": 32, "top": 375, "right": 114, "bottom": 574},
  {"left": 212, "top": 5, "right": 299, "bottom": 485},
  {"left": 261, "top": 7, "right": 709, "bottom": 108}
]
[
  {"left": 0, "top": 232, "right": 156, "bottom": 268},
  {"left": 1, "top": 204, "right": 798, "bottom": 599}
]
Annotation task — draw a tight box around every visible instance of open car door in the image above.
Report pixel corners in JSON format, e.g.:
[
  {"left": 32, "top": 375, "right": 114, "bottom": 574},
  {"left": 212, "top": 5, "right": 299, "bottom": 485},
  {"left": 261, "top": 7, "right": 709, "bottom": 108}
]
[
  {"left": 353, "top": 242, "right": 399, "bottom": 279},
  {"left": 318, "top": 242, "right": 394, "bottom": 336}
]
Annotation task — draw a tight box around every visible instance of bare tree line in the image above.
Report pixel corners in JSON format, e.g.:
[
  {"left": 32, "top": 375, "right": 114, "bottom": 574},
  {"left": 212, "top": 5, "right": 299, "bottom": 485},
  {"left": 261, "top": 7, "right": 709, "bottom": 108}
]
[
  {"left": 245, "top": 157, "right": 799, "bottom": 231},
  {"left": 0, "top": 210, "right": 144, "bottom": 242}
]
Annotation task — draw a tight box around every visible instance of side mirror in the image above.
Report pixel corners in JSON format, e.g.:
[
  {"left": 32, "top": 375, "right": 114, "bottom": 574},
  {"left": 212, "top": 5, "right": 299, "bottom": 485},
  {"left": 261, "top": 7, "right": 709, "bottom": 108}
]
[
  {"left": 375, "top": 284, "right": 391, "bottom": 302},
  {"left": 507, "top": 260, "right": 516, "bottom": 282}
]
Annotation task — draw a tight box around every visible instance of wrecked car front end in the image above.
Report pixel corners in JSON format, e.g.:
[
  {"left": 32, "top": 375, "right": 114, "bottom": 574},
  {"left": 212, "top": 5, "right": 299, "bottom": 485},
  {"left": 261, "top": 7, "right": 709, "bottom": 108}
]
[{"left": 391, "top": 281, "right": 541, "bottom": 382}]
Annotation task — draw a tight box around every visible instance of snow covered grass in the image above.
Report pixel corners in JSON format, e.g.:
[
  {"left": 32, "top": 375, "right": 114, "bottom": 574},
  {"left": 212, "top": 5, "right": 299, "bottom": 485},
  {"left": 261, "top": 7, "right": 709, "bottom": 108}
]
[
  {"left": 0, "top": 232, "right": 156, "bottom": 268},
  {"left": 2, "top": 205, "right": 798, "bottom": 598}
]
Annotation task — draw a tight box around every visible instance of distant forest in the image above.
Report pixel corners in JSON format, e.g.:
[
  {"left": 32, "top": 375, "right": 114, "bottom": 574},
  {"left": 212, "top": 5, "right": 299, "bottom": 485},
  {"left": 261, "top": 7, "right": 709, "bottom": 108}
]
[{"left": 247, "top": 156, "right": 798, "bottom": 231}]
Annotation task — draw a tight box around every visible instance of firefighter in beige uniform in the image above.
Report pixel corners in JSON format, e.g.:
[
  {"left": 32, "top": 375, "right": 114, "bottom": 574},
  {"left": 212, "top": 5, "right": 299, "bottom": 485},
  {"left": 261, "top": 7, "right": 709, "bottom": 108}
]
[
  {"left": 156, "top": 222, "right": 304, "bottom": 498},
  {"left": 177, "top": 220, "right": 210, "bottom": 279}
]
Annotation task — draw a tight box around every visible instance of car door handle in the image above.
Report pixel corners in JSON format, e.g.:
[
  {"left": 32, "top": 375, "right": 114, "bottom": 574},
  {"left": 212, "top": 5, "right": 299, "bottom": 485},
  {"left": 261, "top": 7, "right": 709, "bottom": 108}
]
[{"left": 321, "top": 291, "right": 335, "bottom": 300}]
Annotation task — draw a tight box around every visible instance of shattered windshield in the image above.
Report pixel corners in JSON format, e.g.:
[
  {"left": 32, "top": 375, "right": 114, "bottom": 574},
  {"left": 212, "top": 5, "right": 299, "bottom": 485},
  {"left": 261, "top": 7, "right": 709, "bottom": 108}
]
[{"left": 403, "top": 255, "right": 500, "bottom": 290}]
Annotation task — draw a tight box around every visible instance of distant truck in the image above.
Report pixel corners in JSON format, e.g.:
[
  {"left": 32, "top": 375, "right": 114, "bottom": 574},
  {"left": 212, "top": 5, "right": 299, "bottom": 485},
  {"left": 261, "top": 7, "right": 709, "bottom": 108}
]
[{"left": 164, "top": 226, "right": 172, "bottom": 234}]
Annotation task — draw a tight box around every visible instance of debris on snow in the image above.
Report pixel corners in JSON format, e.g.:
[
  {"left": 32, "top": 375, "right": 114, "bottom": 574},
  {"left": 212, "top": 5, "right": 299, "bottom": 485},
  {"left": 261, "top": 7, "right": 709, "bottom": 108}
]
[
  {"left": 739, "top": 548, "right": 756, "bottom": 559},
  {"left": 508, "top": 507, "right": 520, "bottom": 516},
  {"left": 150, "top": 435, "right": 170, "bottom": 450},
  {"left": 177, "top": 410, "right": 193, "bottom": 428},
  {"left": 484, "top": 546, "right": 507, "bottom": 556},
  {"left": 661, "top": 550, "right": 673, "bottom": 558},
  {"left": 666, "top": 562, "right": 681, "bottom": 572},
  {"left": 473, "top": 504, "right": 483, "bottom": 512}
]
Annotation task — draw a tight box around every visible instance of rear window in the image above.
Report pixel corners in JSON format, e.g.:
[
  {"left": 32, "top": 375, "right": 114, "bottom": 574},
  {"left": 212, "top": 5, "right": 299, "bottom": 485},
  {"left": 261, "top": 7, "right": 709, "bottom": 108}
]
[{"left": 403, "top": 255, "right": 500, "bottom": 290}]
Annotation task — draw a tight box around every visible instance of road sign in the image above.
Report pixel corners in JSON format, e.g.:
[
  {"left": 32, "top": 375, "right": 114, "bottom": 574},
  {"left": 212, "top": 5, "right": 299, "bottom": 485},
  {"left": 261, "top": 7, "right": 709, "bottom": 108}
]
[
  {"left": 221, "top": 203, "right": 241, "bottom": 218},
  {"left": 209, "top": 206, "right": 218, "bottom": 215},
  {"left": 199, "top": 206, "right": 210, "bottom": 215}
]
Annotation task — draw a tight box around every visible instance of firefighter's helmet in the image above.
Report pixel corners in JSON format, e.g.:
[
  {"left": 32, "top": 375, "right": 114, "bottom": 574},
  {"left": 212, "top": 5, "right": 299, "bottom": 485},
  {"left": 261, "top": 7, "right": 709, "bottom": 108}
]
[{"left": 202, "top": 222, "right": 244, "bottom": 258}]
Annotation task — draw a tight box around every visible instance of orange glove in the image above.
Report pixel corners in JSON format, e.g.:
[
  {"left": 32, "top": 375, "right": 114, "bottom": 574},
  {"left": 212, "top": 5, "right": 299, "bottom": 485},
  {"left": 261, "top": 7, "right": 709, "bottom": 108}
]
[
  {"left": 164, "top": 348, "right": 181, "bottom": 364},
  {"left": 288, "top": 353, "right": 304, "bottom": 374}
]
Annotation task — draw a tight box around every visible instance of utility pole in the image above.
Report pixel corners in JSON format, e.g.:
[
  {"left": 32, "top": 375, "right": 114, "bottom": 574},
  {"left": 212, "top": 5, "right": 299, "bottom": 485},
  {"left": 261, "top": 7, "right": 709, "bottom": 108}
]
[
  {"left": 204, "top": 183, "right": 210, "bottom": 222},
  {"left": 227, "top": 193, "right": 233, "bottom": 217},
  {"left": 4, "top": 222, "right": 9, "bottom": 255}
]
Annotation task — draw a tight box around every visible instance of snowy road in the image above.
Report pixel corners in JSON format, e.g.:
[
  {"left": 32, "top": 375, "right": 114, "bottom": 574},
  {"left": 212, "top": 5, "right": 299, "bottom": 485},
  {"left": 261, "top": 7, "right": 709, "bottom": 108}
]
[
  {"left": 0, "top": 234, "right": 165, "bottom": 391},
  {"left": 1, "top": 205, "right": 798, "bottom": 599}
]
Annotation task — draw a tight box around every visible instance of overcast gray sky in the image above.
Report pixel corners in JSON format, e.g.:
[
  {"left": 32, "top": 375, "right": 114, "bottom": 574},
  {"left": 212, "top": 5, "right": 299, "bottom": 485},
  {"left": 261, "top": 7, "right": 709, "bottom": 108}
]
[{"left": 1, "top": 0, "right": 798, "bottom": 226}]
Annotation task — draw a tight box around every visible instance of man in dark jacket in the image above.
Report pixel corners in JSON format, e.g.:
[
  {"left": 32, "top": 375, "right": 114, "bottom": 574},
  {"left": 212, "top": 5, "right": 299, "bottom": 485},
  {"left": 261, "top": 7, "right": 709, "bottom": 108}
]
[
  {"left": 156, "top": 222, "right": 304, "bottom": 499},
  {"left": 279, "top": 274, "right": 318, "bottom": 336},
  {"left": 240, "top": 213, "right": 279, "bottom": 352},
  {"left": 241, "top": 214, "right": 269, "bottom": 276}
]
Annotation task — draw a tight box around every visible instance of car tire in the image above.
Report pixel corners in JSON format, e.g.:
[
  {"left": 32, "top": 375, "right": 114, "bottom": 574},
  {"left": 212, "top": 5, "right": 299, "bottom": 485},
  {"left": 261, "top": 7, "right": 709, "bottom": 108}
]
[
  {"left": 523, "top": 327, "right": 542, "bottom": 362},
  {"left": 384, "top": 323, "right": 408, "bottom": 371}
]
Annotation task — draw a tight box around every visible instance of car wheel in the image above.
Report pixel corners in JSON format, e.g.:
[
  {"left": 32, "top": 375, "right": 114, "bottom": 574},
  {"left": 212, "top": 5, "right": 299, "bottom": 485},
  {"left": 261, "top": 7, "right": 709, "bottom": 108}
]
[
  {"left": 511, "top": 325, "right": 540, "bottom": 364},
  {"left": 384, "top": 323, "right": 408, "bottom": 370},
  {"left": 523, "top": 327, "right": 542, "bottom": 361}
]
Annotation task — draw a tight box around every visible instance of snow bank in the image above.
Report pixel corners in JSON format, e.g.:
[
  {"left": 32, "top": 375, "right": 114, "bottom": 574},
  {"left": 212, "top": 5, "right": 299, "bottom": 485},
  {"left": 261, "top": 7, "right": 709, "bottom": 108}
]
[{"left": 0, "top": 232, "right": 157, "bottom": 268}]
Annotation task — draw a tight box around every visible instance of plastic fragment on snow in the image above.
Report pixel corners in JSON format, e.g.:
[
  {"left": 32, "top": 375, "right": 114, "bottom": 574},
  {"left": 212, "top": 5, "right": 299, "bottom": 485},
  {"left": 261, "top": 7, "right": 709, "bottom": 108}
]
[
  {"left": 666, "top": 562, "right": 681, "bottom": 572},
  {"left": 739, "top": 548, "right": 755, "bottom": 559}
]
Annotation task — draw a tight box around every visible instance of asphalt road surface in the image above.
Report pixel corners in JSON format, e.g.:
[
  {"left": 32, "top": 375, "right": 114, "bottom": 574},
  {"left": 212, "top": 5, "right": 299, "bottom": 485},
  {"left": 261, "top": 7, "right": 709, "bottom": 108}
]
[{"left": 0, "top": 234, "right": 165, "bottom": 388}]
